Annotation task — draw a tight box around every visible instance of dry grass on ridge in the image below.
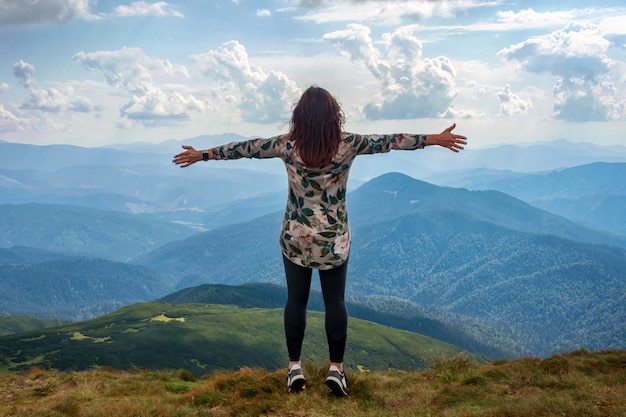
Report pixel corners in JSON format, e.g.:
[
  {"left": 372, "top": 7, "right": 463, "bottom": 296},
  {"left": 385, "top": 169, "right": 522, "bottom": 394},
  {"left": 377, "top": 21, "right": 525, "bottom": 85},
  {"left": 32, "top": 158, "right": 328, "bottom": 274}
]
[{"left": 0, "top": 349, "right": 625, "bottom": 417}]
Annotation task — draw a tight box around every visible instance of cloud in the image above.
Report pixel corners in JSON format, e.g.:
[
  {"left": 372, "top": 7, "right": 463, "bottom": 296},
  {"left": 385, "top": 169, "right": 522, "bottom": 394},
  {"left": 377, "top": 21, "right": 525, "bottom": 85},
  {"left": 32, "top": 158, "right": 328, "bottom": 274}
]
[
  {"left": 600, "top": 13, "right": 626, "bottom": 36},
  {"left": 420, "top": 7, "right": 626, "bottom": 37},
  {"left": 324, "top": 24, "right": 458, "bottom": 120},
  {"left": 295, "top": 0, "right": 497, "bottom": 24},
  {"left": 120, "top": 84, "right": 204, "bottom": 122},
  {"left": 0, "top": 83, "right": 9, "bottom": 93},
  {"left": 12, "top": 60, "right": 36, "bottom": 88},
  {"left": 20, "top": 86, "right": 98, "bottom": 113},
  {"left": 0, "top": 104, "right": 29, "bottom": 132},
  {"left": 497, "top": 84, "right": 532, "bottom": 116},
  {"left": 191, "top": 41, "right": 301, "bottom": 123},
  {"left": 12, "top": 60, "right": 99, "bottom": 113},
  {"left": 498, "top": 23, "right": 625, "bottom": 121},
  {"left": 74, "top": 48, "right": 203, "bottom": 124},
  {"left": 607, "top": 34, "right": 626, "bottom": 49},
  {"left": 498, "top": 23, "right": 610, "bottom": 79},
  {"left": 552, "top": 78, "right": 626, "bottom": 122},
  {"left": 113, "top": 1, "right": 183, "bottom": 18},
  {"left": 494, "top": 8, "right": 577, "bottom": 30},
  {"left": 0, "top": 0, "right": 93, "bottom": 25},
  {"left": 0, "top": 99, "right": 38, "bottom": 132},
  {"left": 256, "top": 8, "right": 271, "bottom": 17},
  {"left": 74, "top": 47, "right": 189, "bottom": 91},
  {"left": 0, "top": 0, "right": 186, "bottom": 24}
]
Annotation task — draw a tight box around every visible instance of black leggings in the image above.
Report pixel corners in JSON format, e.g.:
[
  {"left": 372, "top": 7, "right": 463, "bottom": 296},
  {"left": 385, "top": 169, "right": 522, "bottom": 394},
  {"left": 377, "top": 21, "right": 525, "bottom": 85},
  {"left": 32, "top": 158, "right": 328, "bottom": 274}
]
[{"left": 283, "top": 255, "right": 348, "bottom": 363}]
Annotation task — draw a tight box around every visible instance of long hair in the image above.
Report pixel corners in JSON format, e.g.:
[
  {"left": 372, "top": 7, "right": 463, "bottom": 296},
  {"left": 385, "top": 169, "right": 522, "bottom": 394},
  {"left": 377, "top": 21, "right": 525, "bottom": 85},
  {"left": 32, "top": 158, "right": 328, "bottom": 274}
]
[{"left": 289, "top": 86, "right": 345, "bottom": 167}]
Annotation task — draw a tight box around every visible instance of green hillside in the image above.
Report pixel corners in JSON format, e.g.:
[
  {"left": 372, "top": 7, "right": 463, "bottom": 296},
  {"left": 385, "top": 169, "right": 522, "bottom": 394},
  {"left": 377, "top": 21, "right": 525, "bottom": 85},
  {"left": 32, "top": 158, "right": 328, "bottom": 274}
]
[
  {"left": 0, "top": 316, "right": 66, "bottom": 337},
  {"left": 162, "top": 283, "right": 510, "bottom": 359},
  {"left": 0, "top": 302, "right": 463, "bottom": 376}
]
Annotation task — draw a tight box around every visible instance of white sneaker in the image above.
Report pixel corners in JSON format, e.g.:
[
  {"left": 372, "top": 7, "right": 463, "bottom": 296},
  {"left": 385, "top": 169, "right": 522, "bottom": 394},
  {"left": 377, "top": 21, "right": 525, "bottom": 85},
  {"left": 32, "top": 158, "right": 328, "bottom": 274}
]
[
  {"left": 287, "top": 364, "right": 306, "bottom": 392},
  {"left": 325, "top": 365, "right": 349, "bottom": 396}
]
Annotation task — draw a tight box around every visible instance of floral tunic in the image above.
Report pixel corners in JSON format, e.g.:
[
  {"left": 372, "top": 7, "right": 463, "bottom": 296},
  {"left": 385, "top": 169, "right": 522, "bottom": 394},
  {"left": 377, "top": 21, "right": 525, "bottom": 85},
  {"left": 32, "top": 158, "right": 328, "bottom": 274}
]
[{"left": 210, "top": 132, "right": 426, "bottom": 269}]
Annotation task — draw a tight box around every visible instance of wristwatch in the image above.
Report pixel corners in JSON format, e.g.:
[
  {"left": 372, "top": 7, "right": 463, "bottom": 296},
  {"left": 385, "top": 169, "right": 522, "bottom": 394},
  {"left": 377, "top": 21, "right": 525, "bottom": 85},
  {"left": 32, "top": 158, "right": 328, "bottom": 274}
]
[{"left": 202, "top": 150, "right": 209, "bottom": 161}]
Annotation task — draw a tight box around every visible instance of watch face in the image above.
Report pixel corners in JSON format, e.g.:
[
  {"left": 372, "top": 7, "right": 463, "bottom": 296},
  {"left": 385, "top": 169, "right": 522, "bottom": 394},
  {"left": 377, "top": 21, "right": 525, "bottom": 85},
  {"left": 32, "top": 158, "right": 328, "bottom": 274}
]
[{"left": 203, "top": 151, "right": 209, "bottom": 161}]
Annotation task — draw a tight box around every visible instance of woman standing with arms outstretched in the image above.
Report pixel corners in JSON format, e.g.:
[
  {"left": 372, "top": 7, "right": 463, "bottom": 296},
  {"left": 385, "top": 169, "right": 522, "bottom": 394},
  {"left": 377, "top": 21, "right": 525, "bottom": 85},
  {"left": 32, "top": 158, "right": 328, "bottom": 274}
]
[{"left": 173, "top": 85, "right": 467, "bottom": 396}]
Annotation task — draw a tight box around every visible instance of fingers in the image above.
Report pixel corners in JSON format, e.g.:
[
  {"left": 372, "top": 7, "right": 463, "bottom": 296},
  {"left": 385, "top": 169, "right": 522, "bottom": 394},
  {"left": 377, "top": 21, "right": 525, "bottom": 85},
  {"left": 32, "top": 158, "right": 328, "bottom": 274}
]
[
  {"left": 447, "top": 124, "right": 467, "bottom": 147},
  {"left": 173, "top": 145, "right": 193, "bottom": 167},
  {"left": 447, "top": 136, "right": 467, "bottom": 153},
  {"left": 174, "top": 145, "right": 193, "bottom": 159},
  {"left": 444, "top": 123, "right": 456, "bottom": 133}
]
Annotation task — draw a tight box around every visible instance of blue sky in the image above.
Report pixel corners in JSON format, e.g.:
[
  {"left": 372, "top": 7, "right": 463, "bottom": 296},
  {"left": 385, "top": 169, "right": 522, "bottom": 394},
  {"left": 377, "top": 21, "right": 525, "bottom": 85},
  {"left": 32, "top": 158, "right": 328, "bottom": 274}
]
[{"left": 1, "top": 0, "right": 625, "bottom": 147}]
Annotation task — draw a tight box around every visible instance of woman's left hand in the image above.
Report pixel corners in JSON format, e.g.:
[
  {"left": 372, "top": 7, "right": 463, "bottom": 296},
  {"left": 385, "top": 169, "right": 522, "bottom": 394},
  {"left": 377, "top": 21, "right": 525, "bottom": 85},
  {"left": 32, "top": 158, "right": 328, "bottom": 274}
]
[
  {"left": 427, "top": 123, "right": 467, "bottom": 152},
  {"left": 173, "top": 145, "right": 202, "bottom": 168}
]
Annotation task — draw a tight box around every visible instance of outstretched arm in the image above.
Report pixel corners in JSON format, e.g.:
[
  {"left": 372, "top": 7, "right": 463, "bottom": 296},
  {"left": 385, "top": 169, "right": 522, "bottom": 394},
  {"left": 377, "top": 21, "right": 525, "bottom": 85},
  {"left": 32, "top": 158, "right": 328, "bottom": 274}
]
[
  {"left": 353, "top": 123, "right": 467, "bottom": 155},
  {"left": 425, "top": 123, "right": 467, "bottom": 152},
  {"left": 173, "top": 136, "right": 285, "bottom": 168}
]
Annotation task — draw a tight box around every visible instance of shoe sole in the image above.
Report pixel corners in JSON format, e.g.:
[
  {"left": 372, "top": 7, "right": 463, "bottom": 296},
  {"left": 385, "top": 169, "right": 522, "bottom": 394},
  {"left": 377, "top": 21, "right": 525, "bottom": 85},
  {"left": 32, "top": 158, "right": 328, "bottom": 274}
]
[
  {"left": 325, "top": 376, "right": 348, "bottom": 396},
  {"left": 288, "top": 375, "right": 306, "bottom": 392}
]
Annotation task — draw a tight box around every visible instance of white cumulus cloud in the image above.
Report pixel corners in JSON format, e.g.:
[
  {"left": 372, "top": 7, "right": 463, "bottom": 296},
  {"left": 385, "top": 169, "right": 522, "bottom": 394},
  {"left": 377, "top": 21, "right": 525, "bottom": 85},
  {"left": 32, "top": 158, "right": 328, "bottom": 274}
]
[
  {"left": 12, "top": 60, "right": 99, "bottom": 113},
  {"left": 498, "top": 23, "right": 610, "bottom": 79},
  {"left": 191, "top": 40, "right": 301, "bottom": 123},
  {"left": 498, "top": 23, "right": 625, "bottom": 121},
  {"left": 497, "top": 84, "right": 532, "bottom": 116},
  {"left": 74, "top": 47, "right": 202, "bottom": 124},
  {"left": 324, "top": 24, "right": 458, "bottom": 120}
]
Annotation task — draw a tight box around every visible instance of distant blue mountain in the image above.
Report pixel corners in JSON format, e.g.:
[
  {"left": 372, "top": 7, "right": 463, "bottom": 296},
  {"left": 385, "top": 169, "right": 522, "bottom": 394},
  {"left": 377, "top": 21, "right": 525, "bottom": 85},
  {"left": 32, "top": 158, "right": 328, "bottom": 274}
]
[
  {"left": 347, "top": 172, "right": 626, "bottom": 248},
  {"left": 0, "top": 257, "right": 169, "bottom": 320},
  {"left": 2, "top": 138, "right": 626, "bottom": 231},
  {"left": 432, "top": 162, "right": 626, "bottom": 237},
  {"left": 0, "top": 204, "right": 197, "bottom": 261}
]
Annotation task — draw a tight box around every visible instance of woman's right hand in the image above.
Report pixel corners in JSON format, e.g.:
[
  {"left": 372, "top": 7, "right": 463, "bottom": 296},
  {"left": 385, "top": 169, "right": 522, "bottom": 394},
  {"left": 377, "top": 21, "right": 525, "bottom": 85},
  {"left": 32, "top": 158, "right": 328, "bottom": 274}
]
[{"left": 173, "top": 145, "right": 203, "bottom": 168}]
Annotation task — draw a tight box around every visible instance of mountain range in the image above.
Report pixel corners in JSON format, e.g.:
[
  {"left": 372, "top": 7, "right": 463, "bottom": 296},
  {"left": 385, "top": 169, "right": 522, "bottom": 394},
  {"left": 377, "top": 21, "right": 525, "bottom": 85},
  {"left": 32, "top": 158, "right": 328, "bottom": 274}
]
[
  {"left": 132, "top": 173, "right": 626, "bottom": 357},
  {"left": 1, "top": 137, "right": 625, "bottom": 361},
  {"left": 431, "top": 162, "right": 626, "bottom": 238},
  {"left": 3, "top": 137, "right": 626, "bottom": 218}
]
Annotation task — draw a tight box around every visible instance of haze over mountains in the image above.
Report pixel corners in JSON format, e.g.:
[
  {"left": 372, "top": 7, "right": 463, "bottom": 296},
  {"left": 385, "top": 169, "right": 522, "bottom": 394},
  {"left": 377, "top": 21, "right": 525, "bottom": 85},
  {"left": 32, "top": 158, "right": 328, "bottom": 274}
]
[{"left": 1, "top": 135, "right": 625, "bottom": 361}]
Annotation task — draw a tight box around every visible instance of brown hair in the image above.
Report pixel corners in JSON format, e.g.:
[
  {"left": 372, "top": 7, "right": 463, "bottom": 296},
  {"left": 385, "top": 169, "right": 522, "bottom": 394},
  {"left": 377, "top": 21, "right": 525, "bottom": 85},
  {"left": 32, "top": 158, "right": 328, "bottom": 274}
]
[{"left": 289, "top": 86, "right": 345, "bottom": 167}]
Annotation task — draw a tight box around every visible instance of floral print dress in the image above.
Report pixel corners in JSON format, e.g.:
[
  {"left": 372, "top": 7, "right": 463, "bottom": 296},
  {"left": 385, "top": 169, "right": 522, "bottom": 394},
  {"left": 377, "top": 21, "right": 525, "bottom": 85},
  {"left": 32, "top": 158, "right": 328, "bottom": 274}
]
[{"left": 210, "top": 132, "right": 426, "bottom": 269}]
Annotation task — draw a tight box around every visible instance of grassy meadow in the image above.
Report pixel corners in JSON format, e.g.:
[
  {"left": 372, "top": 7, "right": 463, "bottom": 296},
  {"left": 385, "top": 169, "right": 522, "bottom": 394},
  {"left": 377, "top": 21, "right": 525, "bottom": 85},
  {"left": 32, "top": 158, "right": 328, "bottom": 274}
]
[{"left": 1, "top": 349, "right": 624, "bottom": 417}]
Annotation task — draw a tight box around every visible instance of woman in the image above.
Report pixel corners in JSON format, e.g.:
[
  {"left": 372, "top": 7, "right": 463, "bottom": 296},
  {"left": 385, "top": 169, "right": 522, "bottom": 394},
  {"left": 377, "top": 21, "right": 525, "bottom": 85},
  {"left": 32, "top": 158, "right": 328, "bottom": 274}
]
[{"left": 173, "top": 86, "right": 467, "bottom": 396}]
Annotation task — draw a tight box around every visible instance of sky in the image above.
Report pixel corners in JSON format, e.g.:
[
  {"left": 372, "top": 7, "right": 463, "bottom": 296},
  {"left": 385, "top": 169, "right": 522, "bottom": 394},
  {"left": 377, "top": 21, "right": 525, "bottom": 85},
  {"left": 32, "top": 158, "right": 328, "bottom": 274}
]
[{"left": 1, "top": 0, "right": 626, "bottom": 148}]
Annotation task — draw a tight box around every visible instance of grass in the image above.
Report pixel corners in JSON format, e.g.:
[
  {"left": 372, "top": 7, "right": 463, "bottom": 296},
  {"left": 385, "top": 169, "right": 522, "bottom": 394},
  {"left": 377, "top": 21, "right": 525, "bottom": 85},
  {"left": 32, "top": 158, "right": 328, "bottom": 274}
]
[{"left": 0, "top": 349, "right": 624, "bottom": 417}]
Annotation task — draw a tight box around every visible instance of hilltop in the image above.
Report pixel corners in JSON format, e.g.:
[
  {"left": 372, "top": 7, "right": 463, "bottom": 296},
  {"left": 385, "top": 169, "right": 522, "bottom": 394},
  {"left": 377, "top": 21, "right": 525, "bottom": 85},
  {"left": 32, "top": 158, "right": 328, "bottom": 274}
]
[
  {"left": 161, "top": 283, "right": 509, "bottom": 359},
  {"left": 0, "top": 349, "right": 624, "bottom": 417}
]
